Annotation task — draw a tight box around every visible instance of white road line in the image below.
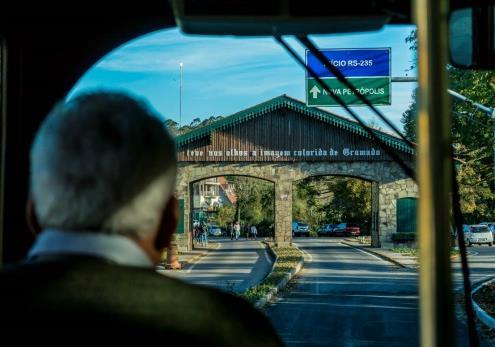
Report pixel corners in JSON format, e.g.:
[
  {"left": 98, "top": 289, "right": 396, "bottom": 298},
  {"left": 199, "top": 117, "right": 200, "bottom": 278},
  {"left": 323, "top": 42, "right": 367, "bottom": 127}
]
[
  {"left": 340, "top": 242, "right": 388, "bottom": 264},
  {"left": 297, "top": 245, "right": 313, "bottom": 262},
  {"left": 186, "top": 242, "right": 222, "bottom": 273}
]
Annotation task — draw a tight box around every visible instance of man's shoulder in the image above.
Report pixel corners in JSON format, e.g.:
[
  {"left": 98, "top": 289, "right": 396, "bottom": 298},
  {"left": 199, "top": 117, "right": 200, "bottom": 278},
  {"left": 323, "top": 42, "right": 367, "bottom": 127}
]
[
  {"left": 1, "top": 258, "right": 283, "bottom": 344},
  {"left": 0, "top": 257, "right": 282, "bottom": 346}
]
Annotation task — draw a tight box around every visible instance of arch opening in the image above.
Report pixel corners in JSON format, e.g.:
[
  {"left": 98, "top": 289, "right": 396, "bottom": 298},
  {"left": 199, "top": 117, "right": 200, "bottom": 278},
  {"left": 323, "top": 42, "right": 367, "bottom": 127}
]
[{"left": 292, "top": 175, "right": 373, "bottom": 242}]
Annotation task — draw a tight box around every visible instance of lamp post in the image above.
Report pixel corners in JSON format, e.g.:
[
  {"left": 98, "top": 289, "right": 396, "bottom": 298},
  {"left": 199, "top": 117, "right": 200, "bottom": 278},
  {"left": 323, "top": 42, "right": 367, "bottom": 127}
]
[{"left": 179, "top": 62, "right": 183, "bottom": 130}]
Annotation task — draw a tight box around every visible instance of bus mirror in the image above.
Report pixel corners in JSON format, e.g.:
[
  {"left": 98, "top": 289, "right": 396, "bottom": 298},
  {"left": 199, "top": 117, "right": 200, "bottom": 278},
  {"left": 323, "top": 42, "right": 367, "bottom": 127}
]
[{"left": 449, "top": 5, "right": 495, "bottom": 68}]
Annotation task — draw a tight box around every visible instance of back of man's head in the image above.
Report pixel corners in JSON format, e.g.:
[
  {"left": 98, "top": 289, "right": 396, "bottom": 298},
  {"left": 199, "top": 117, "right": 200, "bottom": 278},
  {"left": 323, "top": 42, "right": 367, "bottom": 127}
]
[{"left": 30, "top": 91, "right": 177, "bottom": 239}]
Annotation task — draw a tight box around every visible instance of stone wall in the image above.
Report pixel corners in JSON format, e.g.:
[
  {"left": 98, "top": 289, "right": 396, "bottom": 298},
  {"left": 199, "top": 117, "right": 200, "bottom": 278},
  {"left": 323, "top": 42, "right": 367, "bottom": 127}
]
[{"left": 175, "top": 161, "right": 416, "bottom": 250}]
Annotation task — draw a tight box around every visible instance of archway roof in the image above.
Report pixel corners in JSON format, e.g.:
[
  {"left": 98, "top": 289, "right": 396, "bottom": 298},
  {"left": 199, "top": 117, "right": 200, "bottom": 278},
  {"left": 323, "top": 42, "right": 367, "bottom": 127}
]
[{"left": 176, "top": 94, "right": 414, "bottom": 155}]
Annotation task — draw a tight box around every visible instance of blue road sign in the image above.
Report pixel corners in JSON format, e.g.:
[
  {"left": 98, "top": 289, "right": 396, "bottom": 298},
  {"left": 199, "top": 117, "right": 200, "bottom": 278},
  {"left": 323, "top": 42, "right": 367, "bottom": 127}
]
[
  {"left": 305, "top": 48, "right": 392, "bottom": 106},
  {"left": 306, "top": 48, "right": 391, "bottom": 78}
]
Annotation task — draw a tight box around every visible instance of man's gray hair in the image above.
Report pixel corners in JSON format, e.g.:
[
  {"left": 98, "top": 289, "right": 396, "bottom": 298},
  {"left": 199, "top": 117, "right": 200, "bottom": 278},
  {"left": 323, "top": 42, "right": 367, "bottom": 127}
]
[{"left": 30, "top": 91, "right": 177, "bottom": 239}]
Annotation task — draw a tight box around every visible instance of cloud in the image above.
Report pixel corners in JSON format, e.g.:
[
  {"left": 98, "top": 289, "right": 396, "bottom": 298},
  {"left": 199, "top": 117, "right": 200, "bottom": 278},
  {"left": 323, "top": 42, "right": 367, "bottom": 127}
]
[{"left": 96, "top": 29, "right": 286, "bottom": 74}]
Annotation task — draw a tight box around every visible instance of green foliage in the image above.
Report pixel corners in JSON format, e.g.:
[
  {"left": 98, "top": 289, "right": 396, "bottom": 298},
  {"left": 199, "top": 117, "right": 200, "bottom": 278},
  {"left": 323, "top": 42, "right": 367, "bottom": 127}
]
[
  {"left": 213, "top": 205, "right": 236, "bottom": 229},
  {"left": 401, "top": 87, "right": 418, "bottom": 141},
  {"left": 164, "top": 116, "right": 225, "bottom": 136},
  {"left": 227, "top": 176, "right": 274, "bottom": 235},
  {"left": 402, "top": 30, "right": 495, "bottom": 223},
  {"left": 389, "top": 247, "right": 418, "bottom": 256},
  {"left": 293, "top": 176, "right": 371, "bottom": 234},
  {"left": 391, "top": 232, "right": 416, "bottom": 242}
]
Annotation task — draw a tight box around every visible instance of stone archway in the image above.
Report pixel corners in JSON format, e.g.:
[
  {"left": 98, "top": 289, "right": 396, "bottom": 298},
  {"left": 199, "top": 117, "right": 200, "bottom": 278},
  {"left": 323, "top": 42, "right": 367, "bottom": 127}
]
[
  {"left": 173, "top": 95, "right": 417, "bottom": 251},
  {"left": 175, "top": 161, "right": 417, "bottom": 251}
]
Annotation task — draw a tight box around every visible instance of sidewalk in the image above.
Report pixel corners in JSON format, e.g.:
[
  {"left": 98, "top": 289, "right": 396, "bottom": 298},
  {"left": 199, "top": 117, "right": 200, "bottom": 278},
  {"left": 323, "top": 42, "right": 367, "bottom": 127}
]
[
  {"left": 341, "top": 238, "right": 418, "bottom": 269},
  {"left": 157, "top": 241, "right": 220, "bottom": 270}
]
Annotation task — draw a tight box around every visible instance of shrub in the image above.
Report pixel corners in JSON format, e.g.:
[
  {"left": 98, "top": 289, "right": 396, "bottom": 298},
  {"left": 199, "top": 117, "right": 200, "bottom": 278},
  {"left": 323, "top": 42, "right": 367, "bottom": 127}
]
[{"left": 391, "top": 232, "right": 416, "bottom": 242}]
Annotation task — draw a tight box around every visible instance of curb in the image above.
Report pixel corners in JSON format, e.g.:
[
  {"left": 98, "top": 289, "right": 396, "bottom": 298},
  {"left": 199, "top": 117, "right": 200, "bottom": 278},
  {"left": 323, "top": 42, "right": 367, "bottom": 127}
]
[
  {"left": 341, "top": 241, "right": 409, "bottom": 268},
  {"left": 253, "top": 244, "right": 304, "bottom": 309},
  {"left": 472, "top": 277, "right": 495, "bottom": 329}
]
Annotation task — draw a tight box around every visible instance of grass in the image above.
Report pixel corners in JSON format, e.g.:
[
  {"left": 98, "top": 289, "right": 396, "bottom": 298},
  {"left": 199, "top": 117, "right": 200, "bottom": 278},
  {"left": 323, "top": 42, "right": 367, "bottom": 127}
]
[
  {"left": 389, "top": 247, "right": 418, "bottom": 256},
  {"left": 356, "top": 236, "right": 371, "bottom": 245},
  {"left": 240, "top": 245, "right": 303, "bottom": 304},
  {"left": 389, "top": 247, "right": 461, "bottom": 258}
]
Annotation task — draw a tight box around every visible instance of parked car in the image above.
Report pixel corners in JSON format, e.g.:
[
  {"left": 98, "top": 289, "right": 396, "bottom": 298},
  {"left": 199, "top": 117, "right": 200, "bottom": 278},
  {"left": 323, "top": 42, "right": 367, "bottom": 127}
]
[
  {"left": 292, "top": 221, "right": 310, "bottom": 237},
  {"left": 208, "top": 225, "right": 222, "bottom": 236},
  {"left": 317, "top": 224, "right": 336, "bottom": 237},
  {"left": 464, "top": 224, "right": 493, "bottom": 247},
  {"left": 479, "top": 222, "right": 495, "bottom": 237},
  {"left": 333, "top": 223, "right": 361, "bottom": 237}
]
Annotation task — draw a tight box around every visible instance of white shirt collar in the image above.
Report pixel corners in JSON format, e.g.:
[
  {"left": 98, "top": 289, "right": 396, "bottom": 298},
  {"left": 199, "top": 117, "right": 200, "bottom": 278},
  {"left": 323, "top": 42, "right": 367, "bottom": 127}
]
[{"left": 28, "top": 229, "right": 153, "bottom": 268}]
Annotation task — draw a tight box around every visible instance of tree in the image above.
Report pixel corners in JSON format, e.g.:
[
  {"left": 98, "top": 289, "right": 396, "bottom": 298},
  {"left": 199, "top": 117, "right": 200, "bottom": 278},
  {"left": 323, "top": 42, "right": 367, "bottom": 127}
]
[
  {"left": 190, "top": 117, "right": 201, "bottom": 128},
  {"left": 163, "top": 119, "right": 179, "bottom": 136},
  {"left": 213, "top": 205, "right": 236, "bottom": 229},
  {"left": 293, "top": 176, "right": 371, "bottom": 234},
  {"left": 401, "top": 30, "right": 495, "bottom": 222},
  {"left": 225, "top": 176, "right": 274, "bottom": 236},
  {"left": 401, "top": 87, "right": 418, "bottom": 141}
]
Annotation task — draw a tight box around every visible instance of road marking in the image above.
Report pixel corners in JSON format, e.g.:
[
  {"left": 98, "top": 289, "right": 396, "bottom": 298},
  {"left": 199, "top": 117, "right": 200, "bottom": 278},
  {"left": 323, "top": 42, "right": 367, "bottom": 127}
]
[
  {"left": 340, "top": 242, "right": 388, "bottom": 264},
  {"left": 297, "top": 245, "right": 313, "bottom": 262},
  {"left": 187, "top": 242, "right": 222, "bottom": 273}
]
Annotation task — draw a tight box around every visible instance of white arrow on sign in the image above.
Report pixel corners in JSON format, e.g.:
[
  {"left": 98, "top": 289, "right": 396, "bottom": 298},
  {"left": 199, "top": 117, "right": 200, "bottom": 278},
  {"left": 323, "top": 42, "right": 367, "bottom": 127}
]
[{"left": 310, "top": 85, "right": 321, "bottom": 98}]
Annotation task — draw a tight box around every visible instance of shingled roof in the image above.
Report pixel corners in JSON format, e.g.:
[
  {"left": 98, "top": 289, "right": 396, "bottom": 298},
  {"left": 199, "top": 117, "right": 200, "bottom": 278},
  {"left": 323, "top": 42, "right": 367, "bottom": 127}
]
[{"left": 175, "top": 94, "right": 414, "bottom": 155}]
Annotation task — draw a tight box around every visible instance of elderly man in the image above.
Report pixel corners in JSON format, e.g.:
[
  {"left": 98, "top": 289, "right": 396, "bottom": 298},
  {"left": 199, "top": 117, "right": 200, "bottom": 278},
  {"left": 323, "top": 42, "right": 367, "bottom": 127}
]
[{"left": 0, "top": 92, "right": 282, "bottom": 345}]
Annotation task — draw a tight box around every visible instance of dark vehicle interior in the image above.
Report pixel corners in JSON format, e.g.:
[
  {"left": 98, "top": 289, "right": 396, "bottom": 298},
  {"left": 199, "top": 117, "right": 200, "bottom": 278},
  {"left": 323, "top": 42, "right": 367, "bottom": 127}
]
[{"left": 2, "top": 1, "right": 494, "bottom": 346}]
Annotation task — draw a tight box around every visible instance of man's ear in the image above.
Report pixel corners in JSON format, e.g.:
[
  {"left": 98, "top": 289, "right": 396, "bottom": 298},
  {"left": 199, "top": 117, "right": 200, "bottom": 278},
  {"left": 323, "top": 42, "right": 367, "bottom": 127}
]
[
  {"left": 154, "top": 196, "right": 179, "bottom": 251},
  {"left": 26, "top": 198, "right": 42, "bottom": 237}
]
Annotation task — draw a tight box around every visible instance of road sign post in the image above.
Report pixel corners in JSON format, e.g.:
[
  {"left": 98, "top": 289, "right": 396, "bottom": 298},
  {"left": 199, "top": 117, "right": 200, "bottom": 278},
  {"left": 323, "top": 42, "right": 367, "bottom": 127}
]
[{"left": 306, "top": 48, "right": 391, "bottom": 106}]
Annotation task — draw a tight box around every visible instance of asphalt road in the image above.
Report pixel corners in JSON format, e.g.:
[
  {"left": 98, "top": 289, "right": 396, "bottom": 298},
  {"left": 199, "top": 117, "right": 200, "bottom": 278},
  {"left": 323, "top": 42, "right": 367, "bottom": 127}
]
[
  {"left": 453, "top": 245, "right": 495, "bottom": 286},
  {"left": 265, "top": 238, "right": 419, "bottom": 347},
  {"left": 264, "top": 237, "right": 495, "bottom": 346},
  {"left": 163, "top": 238, "right": 273, "bottom": 293},
  {"left": 452, "top": 244, "right": 495, "bottom": 346}
]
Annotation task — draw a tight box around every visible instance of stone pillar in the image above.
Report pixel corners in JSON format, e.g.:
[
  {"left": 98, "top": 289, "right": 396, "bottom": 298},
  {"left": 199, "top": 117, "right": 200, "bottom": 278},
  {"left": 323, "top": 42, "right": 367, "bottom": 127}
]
[
  {"left": 165, "top": 235, "right": 181, "bottom": 269},
  {"left": 371, "top": 181, "right": 380, "bottom": 248},
  {"left": 274, "top": 180, "right": 292, "bottom": 247},
  {"left": 174, "top": 183, "right": 191, "bottom": 253}
]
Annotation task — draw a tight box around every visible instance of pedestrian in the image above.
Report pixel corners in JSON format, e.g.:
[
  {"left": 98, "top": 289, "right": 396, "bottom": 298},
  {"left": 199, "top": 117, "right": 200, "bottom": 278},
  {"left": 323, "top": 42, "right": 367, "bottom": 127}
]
[
  {"left": 201, "top": 222, "right": 208, "bottom": 247},
  {"left": 234, "top": 221, "right": 241, "bottom": 240},
  {"left": 229, "top": 222, "right": 234, "bottom": 240},
  {"left": 250, "top": 225, "right": 258, "bottom": 240},
  {"left": 194, "top": 224, "right": 201, "bottom": 244}
]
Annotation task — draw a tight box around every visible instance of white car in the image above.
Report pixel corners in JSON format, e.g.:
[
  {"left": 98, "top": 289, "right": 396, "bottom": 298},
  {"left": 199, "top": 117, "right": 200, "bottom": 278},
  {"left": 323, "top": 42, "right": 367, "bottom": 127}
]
[
  {"left": 208, "top": 225, "right": 222, "bottom": 236},
  {"left": 464, "top": 224, "right": 494, "bottom": 246}
]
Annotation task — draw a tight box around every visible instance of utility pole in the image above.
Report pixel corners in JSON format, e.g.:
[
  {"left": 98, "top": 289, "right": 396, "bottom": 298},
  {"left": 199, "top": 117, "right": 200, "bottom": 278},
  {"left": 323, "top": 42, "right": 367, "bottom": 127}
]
[{"left": 416, "top": 0, "right": 455, "bottom": 346}]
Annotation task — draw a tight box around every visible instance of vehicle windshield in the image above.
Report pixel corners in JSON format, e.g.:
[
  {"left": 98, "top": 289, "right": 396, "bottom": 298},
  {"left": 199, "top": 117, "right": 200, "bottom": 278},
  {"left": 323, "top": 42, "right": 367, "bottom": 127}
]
[
  {"left": 65, "top": 16, "right": 495, "bottom": 346},
  {"left": 471, "top": 226, "right": 490, "bottom": 233}
]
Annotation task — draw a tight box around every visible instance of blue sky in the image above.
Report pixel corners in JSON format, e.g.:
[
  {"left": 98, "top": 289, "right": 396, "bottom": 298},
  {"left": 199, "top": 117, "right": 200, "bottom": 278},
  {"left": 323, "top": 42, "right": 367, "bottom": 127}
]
[{"left": 70, "top": 25, "right": 417, "bottom": 131}]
